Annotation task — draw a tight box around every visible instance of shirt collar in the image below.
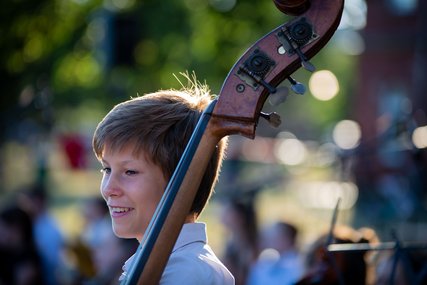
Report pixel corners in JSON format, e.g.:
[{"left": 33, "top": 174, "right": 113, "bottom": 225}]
[
  {"left": 120, "top": 222, "right": 207, "bottom": 281},
  {"left": 172, "top": 222, "right": 207, "bottom": 252}
]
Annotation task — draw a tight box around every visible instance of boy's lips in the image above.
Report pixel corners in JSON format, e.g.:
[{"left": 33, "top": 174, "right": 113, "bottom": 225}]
[{"left": 108, "top": 206, "right": 135, "bottom": 217}]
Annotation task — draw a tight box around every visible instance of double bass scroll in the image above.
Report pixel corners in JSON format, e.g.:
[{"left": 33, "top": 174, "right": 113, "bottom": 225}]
[{"left": 214, "top": 0, "right": 344, "bottom": 138}]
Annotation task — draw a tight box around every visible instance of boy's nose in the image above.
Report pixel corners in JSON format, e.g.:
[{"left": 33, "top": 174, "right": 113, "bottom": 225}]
[{"left": 101, "top": 174, "right": 122, "bottom": 198}]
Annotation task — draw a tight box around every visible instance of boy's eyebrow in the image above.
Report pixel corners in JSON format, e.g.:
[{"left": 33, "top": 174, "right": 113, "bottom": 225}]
[{"left": 100, "top": 158, "right": 139, "bottom": 165}]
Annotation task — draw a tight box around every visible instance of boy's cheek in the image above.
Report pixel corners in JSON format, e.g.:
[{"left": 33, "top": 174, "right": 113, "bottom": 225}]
[{"left": 99, "top": 179, "right": 109, "bottom": 199}]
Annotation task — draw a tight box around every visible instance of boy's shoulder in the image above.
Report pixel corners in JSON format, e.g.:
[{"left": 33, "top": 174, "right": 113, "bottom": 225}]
[{"left": 162, "top": 243, "right": 234, "bottom": 285}]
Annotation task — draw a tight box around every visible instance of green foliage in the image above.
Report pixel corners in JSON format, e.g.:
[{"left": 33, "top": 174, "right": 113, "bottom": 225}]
[{"left": 0, "top": 0, "right": 354, "bottom": 142}]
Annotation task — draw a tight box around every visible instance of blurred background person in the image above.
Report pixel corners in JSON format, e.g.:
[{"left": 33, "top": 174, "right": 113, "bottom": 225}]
[
  {"left": 80, "top": 196, "right": 112, "bottom": 253},
  {"left": 247, "top": 220, "right": 303, "bottom": 285},
  {"left": 87, "top": 231, "right": 139, "bottom": 285},
  {"left": 295, "top": 225, "right": 378, "bottom": 285},
  {"left": 221, "top": 198, "right": 259, "bottom": 285},
  {"left": 0, "top": 203, "right": 45, "bottom": 285},
  {"left": 78, "top": 196, "right": 139, "bottom": 284},
  {"left": 63, "top": 196, "right": 139, "bottom": 284},
  {"left": 18, "top": 183, "right": 66, "bottom": 285}
]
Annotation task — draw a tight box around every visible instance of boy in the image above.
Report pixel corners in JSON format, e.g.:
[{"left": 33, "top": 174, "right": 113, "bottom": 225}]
[{"left": 92, "top": 79, "right": 234, "bottom": 284}]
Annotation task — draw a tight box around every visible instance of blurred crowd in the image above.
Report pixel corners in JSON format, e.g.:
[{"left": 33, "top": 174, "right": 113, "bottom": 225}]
[
  {"left": 0, "top": 184, "right": 138, "bottom": 285},
  {"left": 220, "top": 198, "right": 427, "bottom": 285},
  {"left": 1, "top": 184, "right": 426, "bottom": 285}
]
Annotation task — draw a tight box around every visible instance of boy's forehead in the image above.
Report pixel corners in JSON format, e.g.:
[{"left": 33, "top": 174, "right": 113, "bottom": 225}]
[{"left": 101, "top": 141, "right": 151, "bottom": 161}]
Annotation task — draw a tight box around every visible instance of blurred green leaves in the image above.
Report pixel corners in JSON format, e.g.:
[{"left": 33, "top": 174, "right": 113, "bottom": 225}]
[{"left": 0, "top": 0, "right": 354, "bottom": 141}]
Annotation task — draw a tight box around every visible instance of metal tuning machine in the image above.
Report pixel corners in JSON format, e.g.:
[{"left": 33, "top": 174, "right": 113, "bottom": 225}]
[{"left": 276, "top": 17, "right": 318, "bottom": 72}]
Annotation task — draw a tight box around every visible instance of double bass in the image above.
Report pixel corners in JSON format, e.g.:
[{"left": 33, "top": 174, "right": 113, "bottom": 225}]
[{"left": 123, "top": 0, "right": 345, "bottom": 284}]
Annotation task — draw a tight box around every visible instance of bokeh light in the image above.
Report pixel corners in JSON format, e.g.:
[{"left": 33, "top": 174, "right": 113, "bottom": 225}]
[
  {"left": 334, "top": 30, "right": 365, "bottom": 56},
  {"left": 296, "top": 181, "right": 359, "bottom": 209},
  {"left": 412, "top": 125, "right": 427, "bottom": 149},
  {"left": 339, "top": 0, "right": 367, "bottom": 30},
  {"left": 309, "top": 70, "right": 340, "bottom": 101},
  {"left": 274, "top": 137, "right": 307, "bottom": 166},
  {"left": 333, "top": 120, "right": 361, "bottom": 150}
]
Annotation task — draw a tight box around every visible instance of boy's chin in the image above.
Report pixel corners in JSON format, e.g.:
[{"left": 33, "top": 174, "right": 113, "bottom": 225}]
[
  {"left": 113, "top": 227, "right": 143, "bottom": 241},
  {"left": 113, "top": 227, "right": 131, "bottom": 239}
]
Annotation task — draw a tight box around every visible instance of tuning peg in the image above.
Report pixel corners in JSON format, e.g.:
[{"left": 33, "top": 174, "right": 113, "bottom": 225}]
[
  {"left": 260, "top": 111, "right": 282, "bottom": 128},
  {"left": 301, "top": 59, "right": 316, "bottom": 72},
  {"left": 276, "top": 18, "right": 317, "bottom": 73},
  {"left": 294, "top": 47, "right": 316, "bottom": 72},
  {"left": 287, "top": 77, "right": 306, "bottom": 95},
  {"left": 268, "top": 86, "right": 289, "bottom": 106}
]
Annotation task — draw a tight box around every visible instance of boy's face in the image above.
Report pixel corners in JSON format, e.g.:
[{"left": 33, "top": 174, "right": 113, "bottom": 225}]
[{"left": 99, "top": 143, "right": 167, "bottom": 241}]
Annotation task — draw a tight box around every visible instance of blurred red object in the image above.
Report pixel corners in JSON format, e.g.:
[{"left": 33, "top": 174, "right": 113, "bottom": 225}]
[{"left": 60, "top": 134, "right": 87, "bottom": 169}]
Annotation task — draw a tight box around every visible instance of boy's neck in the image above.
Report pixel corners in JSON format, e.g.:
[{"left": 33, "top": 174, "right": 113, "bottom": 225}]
[{"left": 185, "top": 213, "right": 197, "bottom": 223}]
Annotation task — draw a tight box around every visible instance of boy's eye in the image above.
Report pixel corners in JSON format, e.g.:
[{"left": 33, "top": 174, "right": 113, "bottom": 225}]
[
  {"left": 100, "top": 167, "right": 111, "bottom": 174},
  {"left": 125, "top": 170, "right": 137, "bottom": 175}
]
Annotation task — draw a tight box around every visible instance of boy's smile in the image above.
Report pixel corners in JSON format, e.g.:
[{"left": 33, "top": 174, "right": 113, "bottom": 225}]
[
  {"left": 108, "top": 206, "right": 134, "bottom": 218},
  {"left": 99, "top": 143, "right": 167, "bottom": 242}
]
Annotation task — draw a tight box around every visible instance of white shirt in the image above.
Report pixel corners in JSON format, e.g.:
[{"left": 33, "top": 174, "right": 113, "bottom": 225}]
[{"left": 120, "top": 222, "right": 235, "bottom": 285}]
